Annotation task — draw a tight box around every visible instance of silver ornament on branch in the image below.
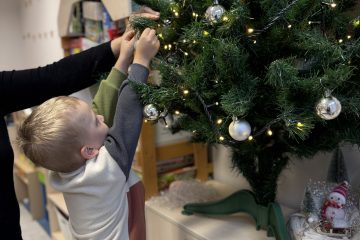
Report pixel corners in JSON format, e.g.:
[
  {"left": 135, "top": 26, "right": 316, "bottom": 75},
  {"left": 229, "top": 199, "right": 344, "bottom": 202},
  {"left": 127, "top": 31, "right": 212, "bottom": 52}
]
[
  {"left": 143, "top": 104, "right": 160, "bottom": 120},
  {"left": 228, "top": 118, "right": 251, "bottom": 141},
  {"left": 205, "top": 0, "right": 225, "bottom": 24},
  {"left": 316, "top": 95, "right": 341, "bottom": 120}
]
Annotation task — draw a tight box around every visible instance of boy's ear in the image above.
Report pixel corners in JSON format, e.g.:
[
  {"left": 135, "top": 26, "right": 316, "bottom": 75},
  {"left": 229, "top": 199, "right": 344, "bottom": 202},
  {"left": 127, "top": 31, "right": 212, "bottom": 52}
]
[{"left": 80, "top": 146, "right": 99, "bottom": 160}]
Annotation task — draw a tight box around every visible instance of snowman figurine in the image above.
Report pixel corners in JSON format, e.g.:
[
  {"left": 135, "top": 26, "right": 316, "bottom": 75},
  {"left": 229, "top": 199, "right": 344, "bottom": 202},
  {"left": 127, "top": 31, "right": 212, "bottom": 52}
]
[{"left": 321, "top": 181, "right": 349, "bottom": 229}]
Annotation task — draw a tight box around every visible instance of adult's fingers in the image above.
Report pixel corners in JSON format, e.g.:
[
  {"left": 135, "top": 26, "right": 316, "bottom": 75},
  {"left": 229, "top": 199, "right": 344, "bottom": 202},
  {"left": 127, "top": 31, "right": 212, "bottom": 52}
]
[{"left": 139, "top": 6, "right": 160, "bottom": 16}]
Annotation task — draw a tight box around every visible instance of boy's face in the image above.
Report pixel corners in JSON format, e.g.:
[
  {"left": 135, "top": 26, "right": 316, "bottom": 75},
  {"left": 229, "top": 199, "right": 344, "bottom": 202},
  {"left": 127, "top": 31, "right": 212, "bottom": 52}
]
[{"left": 75, "top": 100, "right": 109, "bottom": 150}]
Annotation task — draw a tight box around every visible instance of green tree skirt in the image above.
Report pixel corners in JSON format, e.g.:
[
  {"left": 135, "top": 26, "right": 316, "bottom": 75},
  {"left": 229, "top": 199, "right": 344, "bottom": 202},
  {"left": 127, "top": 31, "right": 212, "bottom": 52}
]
[{"left": 182, "top": 190, "right": 290, "bottom": 240}]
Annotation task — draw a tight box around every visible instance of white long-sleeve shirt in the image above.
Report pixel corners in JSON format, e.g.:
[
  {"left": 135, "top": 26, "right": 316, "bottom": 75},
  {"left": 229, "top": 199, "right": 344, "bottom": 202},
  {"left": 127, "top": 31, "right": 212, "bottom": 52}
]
[{"left": 49, "top": 64, "right": 148, "bottom": 240}]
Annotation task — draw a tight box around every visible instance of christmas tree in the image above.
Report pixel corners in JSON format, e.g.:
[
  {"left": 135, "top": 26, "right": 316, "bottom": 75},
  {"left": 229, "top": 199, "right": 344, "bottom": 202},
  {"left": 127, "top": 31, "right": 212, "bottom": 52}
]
[
  {"left": 130, "top": 0, "right": 360, "bottom": 206},
  {"left": 327, "top": 146, "right": 350, "bottom": 183}
]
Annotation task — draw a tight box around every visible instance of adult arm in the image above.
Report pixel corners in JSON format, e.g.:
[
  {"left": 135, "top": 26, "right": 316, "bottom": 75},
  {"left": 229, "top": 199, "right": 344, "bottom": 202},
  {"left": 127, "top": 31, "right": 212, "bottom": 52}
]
[{"left": 0, "top": 42, "right": 115, "bottom": 115}]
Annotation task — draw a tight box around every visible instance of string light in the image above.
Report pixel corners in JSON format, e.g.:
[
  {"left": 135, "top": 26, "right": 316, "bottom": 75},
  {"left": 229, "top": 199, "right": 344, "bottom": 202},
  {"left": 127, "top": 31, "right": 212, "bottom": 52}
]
[
  {"left": 247, "top": 28, "right": 254, "bottom": 34},
  {"left": 183, "top": 89, "right": 189, "bottom": 95},
  {"left": 216, "top": 119, "right": 223, "bottom": 124},
  {"left": 215, "top": 102, "right": 219, "bottom": 106},
  {"left": 168, "top": 44, "right": 172, "bottom": 50},
  {"left": 222, "top": 16, "right": 229, "bottom": 22},
  {"left": 144, "top": 119, "right": 148, "bottom": 123},
  {"left": 174, "top": 12, "right": 179, "bottom": 17},
  {"left": 164, "top": 45, "right": 168, "bottom": 50},
  {"left": 192, "top": 12, "right": 196, "bottom": 17},
  {"left": 287, "top": 24, "right": 292, "bottom": 28},
  {"left": 253, "top": 40, "right": 257, "bottom": 44},
  {"left": 165, "top": 124, "right": 169, "bottom": 128},
  {"left": 338, "top": 39, "right": 343, "bottom": 43},
  {"left": 353, "top": 19, "right": 360, "bottom": 27},
  {"left": 158, "top": 33, "right": 163, "bottom": 39},
  {"left": 193, "top": 40, "right": 197, "bottom": 44},
  {"left": 267, "top": 129, "right": 273, "bottom": 136},
  {"left": 296, "top": 122, "right": 304, "bottom": 130},
  {"left": 175, "top": 110, "right": 180, "bottom": 115},
  {"left": 184, "top": 52, "right": 189, "bottom": 56},
  {"left": 248, "top": 136, "right": 253, "bottom": 141},
  {"left": 347, "top": 35, "right": 351, "bottom": 39},
  {"left": 219, "top": 136, "right": 225, "bottom": 141},
  {"left": 330, "top": 2, "right": 336, "bottom": 7},
  {"left": 203, "top": 31, "right": 209, "bottom": 36}
]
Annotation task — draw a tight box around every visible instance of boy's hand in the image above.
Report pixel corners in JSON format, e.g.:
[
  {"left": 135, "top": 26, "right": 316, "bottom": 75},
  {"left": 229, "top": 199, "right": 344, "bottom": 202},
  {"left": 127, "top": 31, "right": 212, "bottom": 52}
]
[
  {"left": 133, "top": 28, "right": 160, "bottom": 69},
  {"left": 115, "top": 31, "right": 136, "bottom": 73}
]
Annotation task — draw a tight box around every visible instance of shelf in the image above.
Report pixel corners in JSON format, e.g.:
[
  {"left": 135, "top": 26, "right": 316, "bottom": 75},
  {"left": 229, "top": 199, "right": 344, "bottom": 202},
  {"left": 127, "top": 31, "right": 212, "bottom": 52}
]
[
  {"left": 52, "top": 231, "right": 66, "bottom": 240},
  {"left": 48, "top": 193, "right": 68, "bottom": 216}
]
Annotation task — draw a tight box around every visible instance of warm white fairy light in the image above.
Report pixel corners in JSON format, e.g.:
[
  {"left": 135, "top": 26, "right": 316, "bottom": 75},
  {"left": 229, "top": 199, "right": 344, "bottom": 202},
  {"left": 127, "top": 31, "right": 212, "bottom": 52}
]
[
  {"left": 247, "top": 28, "right": 254, "bottom": 34},
  {"left": 297, "top": 122, "right": 304, "bottom": 127},
  {"left": 174, "top": 12, "right": 179, "bottom": 17},
  {"left": 219, "top": 136, "right": 225, "bottom": 141},
  {"left": 288, "top": 24, "right": 292, "bottom": 28},
  {"left": 164, "top": 45, "right": 168, "bottom": 50},
  {"left": 183, "top": 89, "right": 189, "bottom": 95},
  {"left": 165, "top": 124, "right": 169, "bottom": 128},
  {"left": 144, "top": 119, "right": 148, "bottom": 123},
  {"left": 184, "top": 52, "right": 189, "bottom": 56},
  {"left": 203, "top": 31, "right": 209, "bottom": 36},
  {"left": 347, "top": 35, "right": 351, "bottom": 39},
  {"left": 192, "top": 12, "right": 196, "bottom": 17},
  {"left": 267, "top": 129, "right": 273, "bottom": 136},
  {"left": 338, "top": 39, "right": 343, "bottom": 43},
  {"left": 168, "top": 44, "right": 172, "bottom": 50},
  {"left": 330, "top": 2, "right": 336, "bottom": 7},
  {"left": 175, "top": 110, "right": 180, "bottom": 115},
  {"left": 308, "top": 21, "right": 312, "bottom": 25},
  {"left": 193, "top": 40, "right": 197, "bottom": 44},
  {"left": 253, "top": 40, "right": 257, "bottom": 44},
  {"left": 158, "top": 33, "right": 163, "bottom": 39},
  {"left": 216, "top": 119, "right": 223, "bottom": 124},
  {"left": 248, "top": 136, "right": 253, "bottom": 141},
  {"left": 222, "top": 16, "right": 229, "bottom": 22},
  {"left": 215, "top": 102, "right": 219, "bottom": 106}
]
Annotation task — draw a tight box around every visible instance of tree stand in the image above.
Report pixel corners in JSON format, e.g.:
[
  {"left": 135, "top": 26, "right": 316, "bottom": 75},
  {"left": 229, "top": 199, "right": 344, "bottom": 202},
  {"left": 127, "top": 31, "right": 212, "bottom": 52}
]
[{"left": 182, "top": 190, "right": 290, "bottom": 240}]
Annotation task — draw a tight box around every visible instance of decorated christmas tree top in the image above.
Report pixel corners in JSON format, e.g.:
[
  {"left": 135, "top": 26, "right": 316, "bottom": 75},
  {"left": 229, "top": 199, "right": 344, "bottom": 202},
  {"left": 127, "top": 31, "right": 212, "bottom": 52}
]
[{"left": 130, "top": 0, "right": 360, "bottom": 205}]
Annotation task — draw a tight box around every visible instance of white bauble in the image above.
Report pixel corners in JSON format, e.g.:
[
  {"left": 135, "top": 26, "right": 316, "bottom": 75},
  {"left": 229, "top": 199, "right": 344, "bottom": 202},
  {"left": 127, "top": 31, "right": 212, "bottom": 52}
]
[
  {"left": 228, "top": 119, "right": 251, "bottom": 141},
  {"left": 315, "top": 96, "right": 341, "bottom": 120},
  {"left": 205, "top": 2, "right": 225, "bottom": 24},
  {"left": 143, "top": 104, "right": 160, "bottom": 120}
]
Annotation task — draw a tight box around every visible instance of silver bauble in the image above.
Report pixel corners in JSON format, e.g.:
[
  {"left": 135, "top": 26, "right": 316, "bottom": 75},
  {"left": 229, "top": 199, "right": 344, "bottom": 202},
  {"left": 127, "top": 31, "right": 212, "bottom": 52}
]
[
  {"left": 316, "top": 96, "right": 341, "bottom": 120},
  {"left": 143, "top": 104, "right": 160, "bottom": 120},
  {"left": 205, "top": 3, "right": 225, "bottom": 24},
  {"left": 228, "top": 119, "right": 251, "bottom": 141}
]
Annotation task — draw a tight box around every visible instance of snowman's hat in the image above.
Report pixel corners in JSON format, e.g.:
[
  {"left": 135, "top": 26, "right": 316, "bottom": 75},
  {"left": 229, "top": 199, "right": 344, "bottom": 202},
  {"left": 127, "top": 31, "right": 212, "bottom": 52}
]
[{"left": 332, "top": 181, "right": 349, "bottom": 198}]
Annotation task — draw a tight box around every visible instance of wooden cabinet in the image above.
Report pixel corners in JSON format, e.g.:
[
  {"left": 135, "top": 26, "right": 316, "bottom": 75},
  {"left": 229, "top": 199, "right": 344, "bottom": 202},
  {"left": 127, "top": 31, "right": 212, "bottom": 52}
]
[
  {"left": 136, "top": 121, "right": 212, "bottom": 199},
  {"left": 8, "top": 115, "right": 45, "bottom": 221}
]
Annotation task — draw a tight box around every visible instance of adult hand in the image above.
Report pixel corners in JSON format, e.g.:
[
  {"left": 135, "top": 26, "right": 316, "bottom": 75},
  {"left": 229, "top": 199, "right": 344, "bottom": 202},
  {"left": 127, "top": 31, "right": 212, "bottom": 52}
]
[{"left": 111, "top": 6, "right": 160, "bottom": 58}]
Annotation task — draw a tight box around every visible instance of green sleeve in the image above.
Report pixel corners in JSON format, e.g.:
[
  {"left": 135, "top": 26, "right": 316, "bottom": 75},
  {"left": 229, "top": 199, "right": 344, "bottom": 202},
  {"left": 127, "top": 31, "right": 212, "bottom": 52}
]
[{"left": 92, "top": 67, "right": 127, "bottom": 127}]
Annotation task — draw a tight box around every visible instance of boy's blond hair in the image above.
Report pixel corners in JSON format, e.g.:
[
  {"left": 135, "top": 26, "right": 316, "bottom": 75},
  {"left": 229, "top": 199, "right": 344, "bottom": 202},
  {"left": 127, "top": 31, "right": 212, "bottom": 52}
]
[{"left": 17, "top": 96, "right": 85, "bottom": 172}]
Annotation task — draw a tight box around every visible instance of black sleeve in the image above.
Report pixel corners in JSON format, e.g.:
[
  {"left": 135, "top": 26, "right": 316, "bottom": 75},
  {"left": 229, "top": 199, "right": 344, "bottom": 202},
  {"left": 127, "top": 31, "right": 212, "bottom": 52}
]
[
  {"left": 0, "top": 42, "right": 115, "bottom": 115},
  {"left": 104, "top": 64, "right": 149, "bottom": 180}
]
